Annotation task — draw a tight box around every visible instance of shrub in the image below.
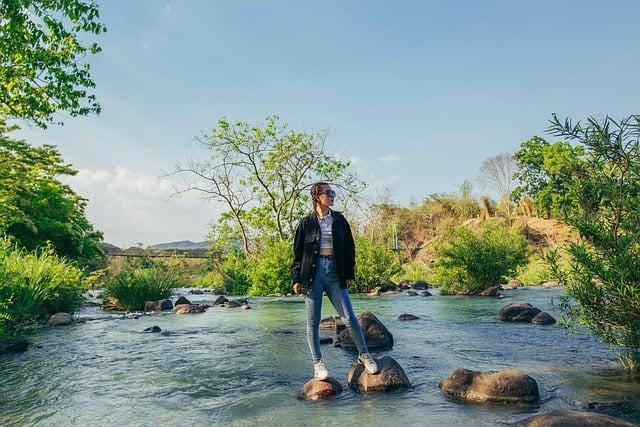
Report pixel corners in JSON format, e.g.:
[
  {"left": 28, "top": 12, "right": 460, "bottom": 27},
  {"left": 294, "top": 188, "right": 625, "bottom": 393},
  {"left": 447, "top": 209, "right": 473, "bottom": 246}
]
[
  {"left": 0, "top": 237, "right": 85, "bottom": 329},
  {"left": 247, "top": 239, "right": 293, "bottom": 296},
  {"left": 102, "top": 267, "right": 182, "bottom": 310},
  {"left": 215, "top": 249, "right": 252, "bottom": 295},
  {"left": 433, "top": 224, "right": 529, "bottom": 295},
  {"left": 354, "top": 235, "right": 403, "bottom": 292}
]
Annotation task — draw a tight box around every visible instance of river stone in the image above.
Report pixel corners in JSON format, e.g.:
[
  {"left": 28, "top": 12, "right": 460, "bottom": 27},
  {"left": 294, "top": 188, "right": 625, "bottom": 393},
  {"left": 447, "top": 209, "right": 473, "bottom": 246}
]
[
  {"left": 439, "top": 368, "right": 540, "bottom": 403},
  {"left": 411, "top": 280, "right": 430, "bottom": 290},
  {"left": 420, "top": 291, "right": 432, "bottom": 297},
  {"left": 48, "top": 312, "right": 73, "bottom": 326},
  {"left": 513, "top": 410, "right": 637, "bottom": 426},
  {"left": 497, "top": 303, "right": 541, "bottom": 322},
  {"left": 479, "top": 285, "right": 502, "bottom": 296},
  {"left": 144, "top": 299, "right": 173, "bottom": 312},
  {"left": 337, "top": 311, "right": 393, "bottom": 350},
  {"left": 299, "top": 378, "right": 343, "bottom": 401},
  {"left": 347, "top": 355, "right": 411, "bottom": 392},
  {"left": 503, "top": 279, "right": 524, "bottom": 290},
  {"left": 404, "top": 290, "right": 418, "bottom": 296},
  {"left": 0, "top": 337, "right": 29, "bottom": 354},
  {"left": 397, "top": 313, "right": 419, "bottom": 321},
  {"left": 174, "top": 296, "right": 191, "bottom": 306},
  {"left": 531, "top": 311, "right": 556, "bottom": 325},
  {"left": 320, "top": 316, "right": 345, "bottom": 331}
]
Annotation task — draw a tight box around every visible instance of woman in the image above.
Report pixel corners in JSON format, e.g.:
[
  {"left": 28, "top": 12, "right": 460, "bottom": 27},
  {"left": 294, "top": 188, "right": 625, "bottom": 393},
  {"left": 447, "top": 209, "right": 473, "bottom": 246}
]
[{"left": 291, "top": 181, "right": 379, "bottom": 380}]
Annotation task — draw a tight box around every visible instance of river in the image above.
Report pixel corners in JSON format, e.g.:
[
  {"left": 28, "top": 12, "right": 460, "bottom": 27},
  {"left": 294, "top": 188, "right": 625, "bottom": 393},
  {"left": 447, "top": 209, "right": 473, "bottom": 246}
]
[{"left": 1, "top": 286, "right": 639, "bottom": 426}]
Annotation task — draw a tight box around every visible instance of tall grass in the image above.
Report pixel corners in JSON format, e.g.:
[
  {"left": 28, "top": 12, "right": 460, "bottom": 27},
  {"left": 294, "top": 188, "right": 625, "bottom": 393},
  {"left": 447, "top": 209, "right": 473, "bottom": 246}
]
[
  {"left": 102, "top": 267, "right": 183, "bottom": 310},
  {"left": 0, "top": 237, "right": 86, "bottom": 334}
]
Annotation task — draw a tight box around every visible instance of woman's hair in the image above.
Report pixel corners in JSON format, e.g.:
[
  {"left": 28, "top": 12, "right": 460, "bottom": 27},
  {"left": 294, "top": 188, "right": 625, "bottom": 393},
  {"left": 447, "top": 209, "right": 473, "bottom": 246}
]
[{"left": 310, "top": 181, "right": 330, "bottom": 210}]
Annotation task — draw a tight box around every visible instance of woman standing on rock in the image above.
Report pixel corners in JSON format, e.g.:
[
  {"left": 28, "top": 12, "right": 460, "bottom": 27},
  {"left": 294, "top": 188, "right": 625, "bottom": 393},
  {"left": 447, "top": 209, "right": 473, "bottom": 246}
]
[{"left": 291, "top": 181, "right": 379, "bottom": 380}]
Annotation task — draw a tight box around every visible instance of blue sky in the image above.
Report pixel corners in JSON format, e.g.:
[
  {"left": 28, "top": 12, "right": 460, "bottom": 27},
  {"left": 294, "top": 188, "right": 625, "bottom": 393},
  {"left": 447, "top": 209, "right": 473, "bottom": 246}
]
[{"left": 12, "top": 0, "right": 640, "bottom": 248}]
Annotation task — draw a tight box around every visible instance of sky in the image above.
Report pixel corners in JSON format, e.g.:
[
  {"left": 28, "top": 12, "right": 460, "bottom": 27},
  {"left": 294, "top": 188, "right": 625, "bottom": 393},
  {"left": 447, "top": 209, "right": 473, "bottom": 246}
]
[{"left": 11, "top": 0, "right": 640, "bottom": 248}]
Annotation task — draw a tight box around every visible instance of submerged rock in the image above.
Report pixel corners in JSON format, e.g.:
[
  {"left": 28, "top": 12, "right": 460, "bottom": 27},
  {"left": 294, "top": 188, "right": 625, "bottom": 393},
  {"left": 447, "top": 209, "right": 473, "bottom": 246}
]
[
  {"left": 0, "top": 338, "right": 29, "bottom": 355},
  {"left": 497, "top": 303, "right": 541, "bottom": 322},
  {"left": 513, "top": 410, "right": 637, "bottom": 426}
]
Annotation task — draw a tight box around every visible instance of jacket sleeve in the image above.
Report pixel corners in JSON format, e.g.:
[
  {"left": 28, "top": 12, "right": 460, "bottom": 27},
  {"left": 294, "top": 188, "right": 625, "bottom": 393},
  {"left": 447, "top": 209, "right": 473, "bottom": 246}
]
[
  {"left": 343, "top": 216, "right": 356, "bottom": 281},
  {"left": 291, "top": 218, "right": 305, "bottom": 284}
]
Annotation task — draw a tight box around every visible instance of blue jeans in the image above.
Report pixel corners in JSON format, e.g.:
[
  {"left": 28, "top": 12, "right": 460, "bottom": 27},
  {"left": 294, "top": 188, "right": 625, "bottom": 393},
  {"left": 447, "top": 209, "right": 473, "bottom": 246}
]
[{"left": 305, "top": 257, "right": 369, "bottom": 363}]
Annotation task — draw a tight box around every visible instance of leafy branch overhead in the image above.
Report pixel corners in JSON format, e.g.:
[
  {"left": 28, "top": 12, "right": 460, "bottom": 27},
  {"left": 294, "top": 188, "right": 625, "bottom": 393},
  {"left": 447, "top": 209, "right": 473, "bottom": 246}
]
[{"left": 0, "top": 0, "right": 107, "bottom": 127}]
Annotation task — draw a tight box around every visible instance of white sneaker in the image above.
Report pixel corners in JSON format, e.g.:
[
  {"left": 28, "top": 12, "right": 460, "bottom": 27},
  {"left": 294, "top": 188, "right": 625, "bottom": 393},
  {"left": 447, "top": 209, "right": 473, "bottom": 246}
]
[
  {"left": 358, "top": 353, "right": 379, "bottom": 374},
  {"left": 314, "top": 359, "right": 329, "bottom": 380}
]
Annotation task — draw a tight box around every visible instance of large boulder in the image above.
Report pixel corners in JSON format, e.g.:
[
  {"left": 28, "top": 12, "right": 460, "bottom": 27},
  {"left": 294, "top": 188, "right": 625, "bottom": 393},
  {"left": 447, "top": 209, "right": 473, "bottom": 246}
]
[
  {"left": 497, "top": 303, "right": 541, "bottom": 322},
  {"left": 48, "top": 312, "right": 73, "bottom": 326},
  {"left": 299, "top": 378, "right": 343, "bottom": 401},
  {"left": 337, "top": 311, "right": 393, "bottom": 350},
  {"left": 513, "top": 410, "right": 637, "bottom": 426},
  {"left": 347, "top": 355, "right": 411, "bottom": 393},
  {"left": 439, "top": 368, "right": 539, "bottom": 403}
]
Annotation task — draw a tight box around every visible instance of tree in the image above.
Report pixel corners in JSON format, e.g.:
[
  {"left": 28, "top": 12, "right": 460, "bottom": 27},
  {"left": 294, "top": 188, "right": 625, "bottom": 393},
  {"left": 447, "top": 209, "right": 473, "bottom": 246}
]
[
  {"left": 478, "top": 153, "right": 517, "bottom": 222},
  {"left": 174, "top": 115, "right": 365, "bottom": 256},
  {"left": 0, "top": 0, "right": 106, "bottom": 127},
  {"left": 512, "top": 136, "right": 584, "bottom": 218},
  {"left": 544, "top": 114, "right": 640, "bottom": 373},
  {"left": 0, "top": 120, "right": 104, "bottom": 267}
]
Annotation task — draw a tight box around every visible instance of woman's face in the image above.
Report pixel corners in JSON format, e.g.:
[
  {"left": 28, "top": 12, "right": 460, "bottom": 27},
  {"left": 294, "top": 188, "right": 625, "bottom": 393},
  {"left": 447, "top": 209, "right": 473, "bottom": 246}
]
[{"left": 317, "top": 185, "right": 335, "bottom": 207}]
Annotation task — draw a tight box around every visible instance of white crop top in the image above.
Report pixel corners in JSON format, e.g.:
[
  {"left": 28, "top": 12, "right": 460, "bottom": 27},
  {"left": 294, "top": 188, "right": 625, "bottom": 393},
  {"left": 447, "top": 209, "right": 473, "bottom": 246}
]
[{"left": 318, "top": 213, "right": 333, "bottom": 249}]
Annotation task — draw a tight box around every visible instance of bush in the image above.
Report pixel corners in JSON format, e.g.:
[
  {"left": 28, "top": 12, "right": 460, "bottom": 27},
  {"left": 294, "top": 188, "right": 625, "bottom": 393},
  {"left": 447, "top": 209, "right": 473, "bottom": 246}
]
[
  {"left": 0, "top": 237, "right": 85, "bottom": 331},
  {"left": 247, "top": 239, "right": 293, "bottom": 296},
  {"left": 433, "top": 224, "right": 529, "bottom": 295},
  {"left": 213, "top": 249, "right": 252, "bottom": 295},
  {"left": 354, "top": 235, "right": 403, "bottom": 292},
  {"left": 102, "top": 266, "right": 182, "bottom": 310}
]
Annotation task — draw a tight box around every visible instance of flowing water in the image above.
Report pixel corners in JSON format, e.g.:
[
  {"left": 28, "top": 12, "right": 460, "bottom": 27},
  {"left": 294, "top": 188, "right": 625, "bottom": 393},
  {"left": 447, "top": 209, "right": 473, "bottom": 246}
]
[{"left": 1, "top": 286, "right": 639, "bottom": 427}]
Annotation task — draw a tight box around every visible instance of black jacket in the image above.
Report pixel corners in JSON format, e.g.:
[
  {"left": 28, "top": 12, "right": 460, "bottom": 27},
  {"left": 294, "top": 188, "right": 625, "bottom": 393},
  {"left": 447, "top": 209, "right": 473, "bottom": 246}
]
[{"left": 291, "top": 210, "right": 356, "bottom": 295}]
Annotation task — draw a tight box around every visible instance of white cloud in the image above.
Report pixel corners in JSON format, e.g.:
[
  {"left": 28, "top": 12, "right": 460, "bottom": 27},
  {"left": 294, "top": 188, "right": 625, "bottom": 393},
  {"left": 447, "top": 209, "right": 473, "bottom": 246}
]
[
  {"left": 378, "top": 154, "right": 399, "bottom": 163},
  {"left": 62, "top": 167, "right": 222, "bottom": 248},
  {"left": 163, "top": 4, "right": 171, "bottom": 14}
]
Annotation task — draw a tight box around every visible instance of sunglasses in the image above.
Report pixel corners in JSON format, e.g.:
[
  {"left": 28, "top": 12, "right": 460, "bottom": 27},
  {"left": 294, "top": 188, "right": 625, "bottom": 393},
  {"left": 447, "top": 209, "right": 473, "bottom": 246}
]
[{"left": 322, "top": 189, "right": 336, "bottom": 197}]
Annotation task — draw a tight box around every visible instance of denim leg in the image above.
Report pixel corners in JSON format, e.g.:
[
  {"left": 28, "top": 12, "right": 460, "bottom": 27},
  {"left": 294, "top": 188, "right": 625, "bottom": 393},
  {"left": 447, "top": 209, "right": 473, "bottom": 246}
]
[
  {"left": 304, "top": 264, "right": 325, "bottom": 363},
  {"left": 323, "top": 263, "right": 370, "bottom": 355}
]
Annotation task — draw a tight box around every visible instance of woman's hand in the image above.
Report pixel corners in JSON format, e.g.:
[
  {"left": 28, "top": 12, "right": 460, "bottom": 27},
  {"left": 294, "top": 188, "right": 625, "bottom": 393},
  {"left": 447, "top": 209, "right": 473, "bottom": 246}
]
[{"left": 293, "top": 283, "right": 301, "bottom": 295}]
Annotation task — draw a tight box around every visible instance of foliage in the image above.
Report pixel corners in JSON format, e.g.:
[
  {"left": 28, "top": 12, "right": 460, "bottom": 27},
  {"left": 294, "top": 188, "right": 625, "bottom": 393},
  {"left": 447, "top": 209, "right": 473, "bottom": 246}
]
[
  {"left": 0, "top": 237, "right": 85, "bottom": 332},
  {"left": 0, "top": 121, "right": 104, "bottom": 267},
  {"left": 361, "top": 182, "right": 481, "bottom": 265},
  {"left": 512, "top": 136, "right": 584, "bottom": 218},
  {"left": 433, "top": 224, "right": 529, "bottom": 295},
  {"left": 246, "top": 239, "right": 293, "bottom": 296},
  {"left": 102, "top": 266, "right": 183, "bottom": 311},
  {"left": 0, "top": 0, "right": 106, "bottom": 127},
  {"left": 353, "top": 235, "right": 403, "bottom": 292},
  {"left": 174, "top": 115, "right": 365, "bottom": 256},
  {"left": 543, "top": 114, "right": 640, "bottom": 373}
]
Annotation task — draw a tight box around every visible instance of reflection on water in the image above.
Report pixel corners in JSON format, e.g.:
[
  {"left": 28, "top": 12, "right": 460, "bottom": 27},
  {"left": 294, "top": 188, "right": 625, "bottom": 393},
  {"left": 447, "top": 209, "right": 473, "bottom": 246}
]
[{"left": 1, "top": 287, "right": 639, "bottom": 426}]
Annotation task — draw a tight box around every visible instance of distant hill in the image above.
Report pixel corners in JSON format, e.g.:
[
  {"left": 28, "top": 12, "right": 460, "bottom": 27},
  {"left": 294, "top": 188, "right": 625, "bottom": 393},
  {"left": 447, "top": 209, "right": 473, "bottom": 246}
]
[{"left": 149, "top": 241, "right": 213, "bottom": 250}]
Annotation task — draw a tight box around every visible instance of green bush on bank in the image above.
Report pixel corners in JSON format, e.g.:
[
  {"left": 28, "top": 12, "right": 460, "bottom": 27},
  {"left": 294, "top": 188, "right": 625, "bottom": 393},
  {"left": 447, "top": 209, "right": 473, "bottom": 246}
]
[
  {"left": 354, "top": 235, "right": 403, "bottom": 292},
  {"left": 0, "top": 237, "right": 86, "bottom": 337},
  {"left": 433, "top": 224, "right": 530, "bottom": 295}
]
